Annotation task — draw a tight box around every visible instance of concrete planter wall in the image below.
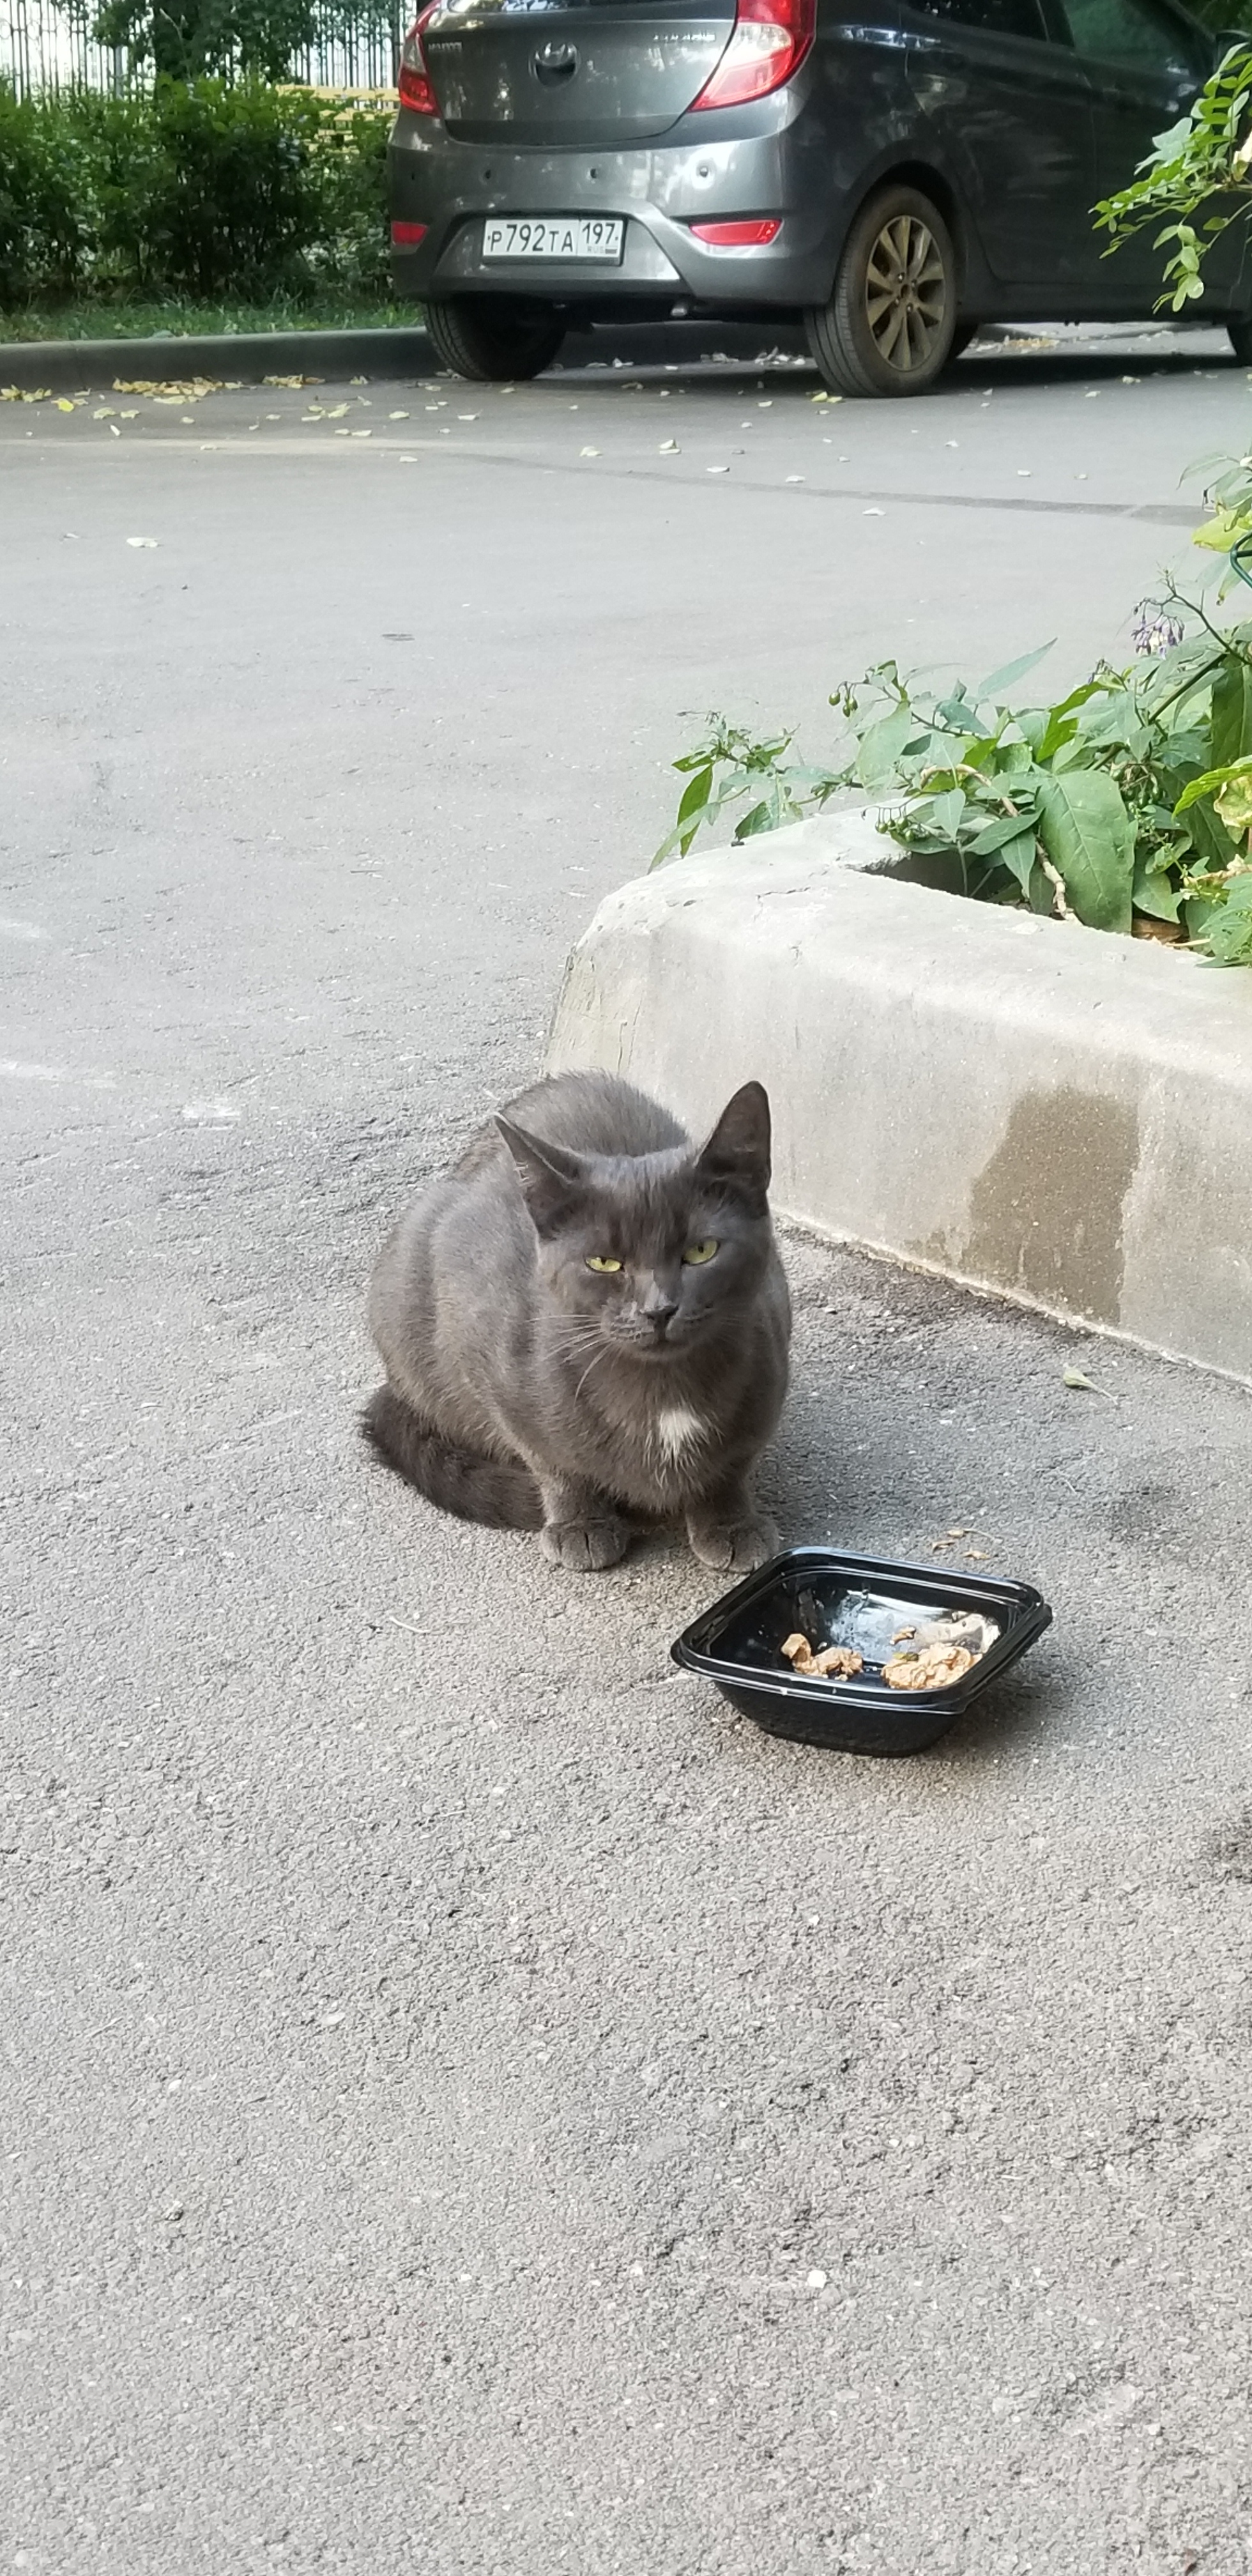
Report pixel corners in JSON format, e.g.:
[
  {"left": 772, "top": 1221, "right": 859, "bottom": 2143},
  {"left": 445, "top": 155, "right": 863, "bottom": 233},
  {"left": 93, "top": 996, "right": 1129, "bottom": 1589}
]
[{"left": 546, "top": 820, "right": 1252, "bottom": 1384}]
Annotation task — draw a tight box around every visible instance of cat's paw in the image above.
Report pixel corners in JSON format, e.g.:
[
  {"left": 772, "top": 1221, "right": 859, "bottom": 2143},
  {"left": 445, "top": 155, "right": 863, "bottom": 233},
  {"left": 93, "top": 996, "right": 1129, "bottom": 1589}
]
[
  {"left": 541, "top": 1515, "right": 632, "bottom": 1573},
  {"left": 687, "top": 1514, "right": 779, "bottom": 1574}
]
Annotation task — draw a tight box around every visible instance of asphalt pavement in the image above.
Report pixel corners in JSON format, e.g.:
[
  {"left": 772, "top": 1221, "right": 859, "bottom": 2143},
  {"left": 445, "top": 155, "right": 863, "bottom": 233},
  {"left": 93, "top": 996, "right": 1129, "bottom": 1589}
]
[{"left": 4, "top": 321, "right": 1252, "bottom": 2575}]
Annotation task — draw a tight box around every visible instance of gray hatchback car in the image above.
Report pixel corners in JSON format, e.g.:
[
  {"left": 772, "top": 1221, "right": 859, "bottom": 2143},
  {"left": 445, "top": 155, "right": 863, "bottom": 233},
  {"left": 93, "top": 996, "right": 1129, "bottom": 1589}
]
[{"left": 388, "top": 0, "right": 1249, "bottom": 395}]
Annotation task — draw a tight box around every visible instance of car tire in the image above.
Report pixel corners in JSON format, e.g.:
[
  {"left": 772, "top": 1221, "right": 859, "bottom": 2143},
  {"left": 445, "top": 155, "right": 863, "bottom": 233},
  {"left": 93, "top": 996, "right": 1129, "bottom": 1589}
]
[
  {"left": 1229, "top": 316, "right": 1252, "bottom": 364},
  {"left": 424, "top": 295, "right": 566, "bottom": 382},
  {"left": 805, "top": 185, "right": 958, "bottom": 399}
]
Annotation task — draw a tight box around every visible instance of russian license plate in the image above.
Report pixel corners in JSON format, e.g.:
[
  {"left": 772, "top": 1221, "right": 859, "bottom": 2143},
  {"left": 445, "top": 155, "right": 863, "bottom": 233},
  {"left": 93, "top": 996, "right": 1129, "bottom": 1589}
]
[{"left": 482, "top": 215, "right": 624, "bottom": 263}]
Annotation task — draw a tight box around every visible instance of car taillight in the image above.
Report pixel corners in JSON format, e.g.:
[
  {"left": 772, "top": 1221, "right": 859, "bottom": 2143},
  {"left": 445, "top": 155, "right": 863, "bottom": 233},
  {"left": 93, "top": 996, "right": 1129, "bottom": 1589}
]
[
  {"left": 398, "top": 0, "right": 441, "bottom": 114},
  {"left": 689, "top": 217, "right": 781, "bottom": 246},
  {"left": 392, "top": 220, "right": 429, "bottom": 245},
  {"left": 690, "top": 0, "right": 814, "bottom": 110}
]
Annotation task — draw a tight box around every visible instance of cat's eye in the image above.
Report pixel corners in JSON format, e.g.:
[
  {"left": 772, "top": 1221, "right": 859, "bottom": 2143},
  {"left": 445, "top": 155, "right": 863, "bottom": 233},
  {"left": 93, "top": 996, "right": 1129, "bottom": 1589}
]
[
  {"left": 683, "top": 1239, "right": 719, "bottom": 1266},
  {"left": 585, "top": 1254, "right": 623, "bottom": 1274}
]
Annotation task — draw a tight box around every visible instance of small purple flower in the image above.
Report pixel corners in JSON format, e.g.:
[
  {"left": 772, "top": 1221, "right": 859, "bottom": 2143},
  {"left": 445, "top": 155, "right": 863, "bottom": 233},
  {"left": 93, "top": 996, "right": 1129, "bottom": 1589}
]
[{"left": 1132, "top": 603, "right": 1185, "bottom": 656}]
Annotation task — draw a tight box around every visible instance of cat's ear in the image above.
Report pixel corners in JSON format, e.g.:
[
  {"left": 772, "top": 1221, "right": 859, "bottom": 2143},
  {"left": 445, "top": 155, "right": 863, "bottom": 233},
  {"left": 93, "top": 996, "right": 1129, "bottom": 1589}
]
[
  {"left": 496, "top": 1116, "right": 590, "bottom": 1234},
  {"left": 695, "top": 1081, "right": 772, "bottom": 1209}
]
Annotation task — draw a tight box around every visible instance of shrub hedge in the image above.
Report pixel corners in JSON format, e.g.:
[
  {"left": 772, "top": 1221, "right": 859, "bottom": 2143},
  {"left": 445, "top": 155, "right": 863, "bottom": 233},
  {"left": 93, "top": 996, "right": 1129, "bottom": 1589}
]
[{"left": 0, "top": 77, "right": 390, "bottom": 306}]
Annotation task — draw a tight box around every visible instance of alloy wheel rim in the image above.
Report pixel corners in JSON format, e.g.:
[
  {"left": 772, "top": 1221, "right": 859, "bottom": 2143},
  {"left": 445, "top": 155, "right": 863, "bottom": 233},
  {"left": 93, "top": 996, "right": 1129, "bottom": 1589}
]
[{"left": 864, "top": 214, "right": 947, "bottom": 372}]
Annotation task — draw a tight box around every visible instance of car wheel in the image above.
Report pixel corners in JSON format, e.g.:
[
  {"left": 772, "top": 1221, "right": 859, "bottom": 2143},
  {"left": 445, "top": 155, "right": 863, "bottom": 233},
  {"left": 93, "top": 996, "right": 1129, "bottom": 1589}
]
[
  {"left": 947, "top": 319, "right": 979, "bottom": 363},
  {"left": 1229, "top": 316, "right": 1252, "bottom": 364},
  {"left": 424, "top": 295, "right": 566, "bottom": 382},
  {"left": 805, "top": 185, "right": 958, "bottom": 399}
]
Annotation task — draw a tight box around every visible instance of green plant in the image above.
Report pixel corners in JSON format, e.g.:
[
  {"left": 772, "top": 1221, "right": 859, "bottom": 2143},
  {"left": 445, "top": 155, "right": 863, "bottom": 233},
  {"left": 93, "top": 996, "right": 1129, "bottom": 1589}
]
[
  {"left": 0, "top": 81, "right": 389, "bottom": 307},
  {"left": 121, "top": 79, "right": 324, "bottom": 296},
  {"left": 657, "top": 615, "right": 1252, "bottom": 962},
  {"left": 82, "top": 0, "right": 314, "bottom": 80},
  {"left": 1095, "top": 42, "right": 1252, "bottom": 312},
  {"left": 657, "top": 38, "right": 1252, "bottom": 970},
  {"left": 0, "top": 79, "right": 96, "bottom": 302},
  {"left": 1096, "top": 39, "right": 1252, "bottom": 588}
]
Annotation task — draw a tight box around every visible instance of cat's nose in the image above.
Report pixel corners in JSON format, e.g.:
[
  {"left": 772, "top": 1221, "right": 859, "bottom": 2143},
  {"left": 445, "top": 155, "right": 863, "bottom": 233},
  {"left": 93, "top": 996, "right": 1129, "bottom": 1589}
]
[{"left": 643, "top": 1290, "right": 680, "bottom": 1335}]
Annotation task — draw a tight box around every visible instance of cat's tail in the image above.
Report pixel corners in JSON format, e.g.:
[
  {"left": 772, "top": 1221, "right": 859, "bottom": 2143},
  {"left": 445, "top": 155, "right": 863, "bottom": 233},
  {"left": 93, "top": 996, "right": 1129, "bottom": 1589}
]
[{"left": 362, "top": 1384, "right": 544, "bottom": 1531}]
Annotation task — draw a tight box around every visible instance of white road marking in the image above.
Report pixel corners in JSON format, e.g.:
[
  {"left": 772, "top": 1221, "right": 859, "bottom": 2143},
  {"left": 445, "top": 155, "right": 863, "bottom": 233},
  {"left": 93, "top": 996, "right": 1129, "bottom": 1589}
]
[
  {"left": 0, "top": 1059, "right": 115, "bottom": 1087},
  {"left": 182, "top": 1099, "right": 241, "bottom": 1125}
]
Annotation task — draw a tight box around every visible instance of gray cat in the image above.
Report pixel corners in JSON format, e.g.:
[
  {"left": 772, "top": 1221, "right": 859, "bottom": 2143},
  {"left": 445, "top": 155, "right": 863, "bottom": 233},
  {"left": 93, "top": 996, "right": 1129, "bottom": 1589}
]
[{"left": 364, "top": 1070, "right": 790, "bottom": 1572}]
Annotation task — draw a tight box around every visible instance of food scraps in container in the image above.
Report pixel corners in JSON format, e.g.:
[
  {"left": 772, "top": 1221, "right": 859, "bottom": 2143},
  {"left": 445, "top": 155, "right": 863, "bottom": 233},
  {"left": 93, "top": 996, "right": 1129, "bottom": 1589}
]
[
  {"left": 882, "top": 1641, "right": 977, "bottom": 1691},
  {"left": 781, "top": 1632, "right": 864, "bottom": 1680},
  {"left": 780, "top": 1608, "right": 994, "bottom": 1692}
]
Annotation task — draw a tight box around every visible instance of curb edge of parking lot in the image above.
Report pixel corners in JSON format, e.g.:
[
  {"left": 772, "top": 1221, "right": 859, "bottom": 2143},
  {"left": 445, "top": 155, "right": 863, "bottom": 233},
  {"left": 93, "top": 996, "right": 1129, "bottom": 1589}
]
[
  {"left": 0, "top": 325, "right": 436, "bottom": 395},
  {"left": 546, "top": 815, "right": 1252, "bottom": 1388}
]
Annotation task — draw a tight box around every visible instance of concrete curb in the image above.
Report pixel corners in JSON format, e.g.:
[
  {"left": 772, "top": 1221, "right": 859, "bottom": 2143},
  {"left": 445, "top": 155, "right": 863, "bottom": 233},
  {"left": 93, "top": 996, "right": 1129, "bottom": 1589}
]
[
  {"left": 0, "top": 326, "right": 434, "bottom": 394},
  {"left": 0, "top": 314, "right": 808, "bottom": 395},
  {"left": 546, "top": 826, "right": 1252, "bottom": 1383}
]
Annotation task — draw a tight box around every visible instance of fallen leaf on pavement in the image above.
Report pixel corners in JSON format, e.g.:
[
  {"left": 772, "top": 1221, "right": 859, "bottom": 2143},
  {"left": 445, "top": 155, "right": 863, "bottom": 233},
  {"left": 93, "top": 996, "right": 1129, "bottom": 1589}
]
[
  {"left": 114, "top": 377, "right": 222, "bottom": 399},
  {"left": 1062, "top": 1365, "right": 1117, "bottom": 1399}
]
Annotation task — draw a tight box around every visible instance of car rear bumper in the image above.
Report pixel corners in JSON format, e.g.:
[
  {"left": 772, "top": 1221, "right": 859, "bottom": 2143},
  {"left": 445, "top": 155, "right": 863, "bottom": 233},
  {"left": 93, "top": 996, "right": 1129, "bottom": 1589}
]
[{"left": 388, "top": 105, "right": 841, "bottom": 310}]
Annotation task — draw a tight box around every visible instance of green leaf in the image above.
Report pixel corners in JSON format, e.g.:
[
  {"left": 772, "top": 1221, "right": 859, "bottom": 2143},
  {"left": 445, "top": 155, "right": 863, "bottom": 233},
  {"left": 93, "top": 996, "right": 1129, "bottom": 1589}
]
[
  {"left": 733, "top": 799, "right": 777, "bottom": 841},
  {"left": 997, "top": 829, "right": 1042, "bottom": 896},
  {"left": 1202, "top": 875, "right": 1252, "bottom": 963},
  {"left": 675, "top": 762, "right": 713, "bottom": 827},
  {"left": 923, "top": 787, "right": 966, "bottom": 839},
  {"left": 968, "top": 809, "right": 1041, "bottom": 855},
  {"left": 972, "top": 641, "right": 1056, "bottom": 700},
  {"left": 1035, "top": 685, "right": 1101, "bottom": 765},
  {"left": 1174, "top": 756, "right": 1252, "bottom": 813},
  {"left": 1181, "top": 794, "right": 1239, "bottom": 872},
  {"left": 1131, "top": 854, "right": 1182, "bottom": 921},
  {"left": 1193, "top": 507, "right": 1246, "bottom": 553},
  {"left": 935, "top": 693, "right": 975, "bottom": 728},
  {"left": 1037, "top": 770, "right": 1135, "bottom": 931},
  {"left": 857, "top": 703, "right": 917, "bottom": 792},
  {"left": 1210, "top": 655, "right": 1252, "bottom": 768}
]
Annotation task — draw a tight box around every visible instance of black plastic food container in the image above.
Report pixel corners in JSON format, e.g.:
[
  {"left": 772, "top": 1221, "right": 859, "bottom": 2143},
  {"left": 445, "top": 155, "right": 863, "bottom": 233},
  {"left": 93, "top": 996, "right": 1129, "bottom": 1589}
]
[{"left": 671, "top": 1547, "right": 1053, "bottom": 1754}]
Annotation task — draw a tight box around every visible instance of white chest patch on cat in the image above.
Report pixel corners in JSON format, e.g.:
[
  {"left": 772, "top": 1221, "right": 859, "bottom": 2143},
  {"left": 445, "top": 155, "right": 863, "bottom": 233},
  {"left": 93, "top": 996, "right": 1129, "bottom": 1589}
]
[{"left": 655, "top": 1404, "right": 705, "bottom": 1461}]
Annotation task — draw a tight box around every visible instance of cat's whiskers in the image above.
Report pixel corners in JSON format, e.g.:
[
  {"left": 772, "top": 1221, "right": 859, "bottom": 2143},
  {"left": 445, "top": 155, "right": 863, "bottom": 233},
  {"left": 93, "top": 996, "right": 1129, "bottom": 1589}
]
[
  {"left": 553, "top": 1326, "right": 609, "bottom": 1367},
  {"left": 573, "top": 1343, "right": 616, "bottom": 1406}
]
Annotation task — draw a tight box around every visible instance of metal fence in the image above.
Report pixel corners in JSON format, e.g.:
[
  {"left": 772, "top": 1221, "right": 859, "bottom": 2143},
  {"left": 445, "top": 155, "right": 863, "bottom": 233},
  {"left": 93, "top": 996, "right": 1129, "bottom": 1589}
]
[{"left": 0, "top": 0, "right": 401, "bottom": 93}]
